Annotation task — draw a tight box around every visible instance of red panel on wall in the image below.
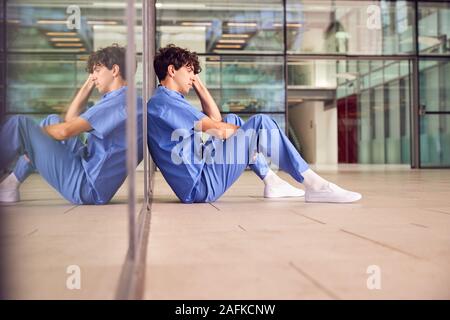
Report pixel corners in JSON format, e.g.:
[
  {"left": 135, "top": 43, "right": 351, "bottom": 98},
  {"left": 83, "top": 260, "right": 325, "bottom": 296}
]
[{"left": 337, "top": 94, "right": 358, "bottom": 163}]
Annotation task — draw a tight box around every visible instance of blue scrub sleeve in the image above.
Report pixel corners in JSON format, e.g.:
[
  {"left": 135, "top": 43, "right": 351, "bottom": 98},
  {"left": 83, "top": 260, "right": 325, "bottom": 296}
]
[
  {"left": 162, "top": 104, "right": 206, "bottom": 132},
  {"left": 80, "top": 102, "right": 126, "bottom": 139}
]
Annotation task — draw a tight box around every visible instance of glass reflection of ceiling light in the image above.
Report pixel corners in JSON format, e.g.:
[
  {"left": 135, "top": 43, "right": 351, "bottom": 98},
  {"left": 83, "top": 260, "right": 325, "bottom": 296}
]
[
  {"left": 222, "top": 34, "right": 249, "bottom": 38},
  {"left": 46, "top": 32, "right": 78, "bottom": 36},
  {"left": 7, "top": 19, "right": 20, "bottom": 24},
  {"left": 216, "top": 44, "right": 242, "bottom": 49},
  {"left": 54, "top": 43, "right": 84, "bottom": 47},
  {"left": 181, "top": 22, "right": 211, "bottom": 26},
  {"left": 218, "top": 39, "right": 246, "bottom": 44},
  {"left": 50, "top": 38, "right": 81, "bottom": 42},
  {"left": 37, "top": 20, "right": 67, "bottom": 24},
  {"left": 155, "top": 3, "right": 206, "bottom": 9},
  {"left": 273, "top": 23, "right": 302, "bottom": 28},
  {"left": 87, "top": 20, "right": 118, "bottom": 25},
  {"left": 227, "top": 22, "right": 257, "bottom": 27},
  {"left": 92, "top": 2, "right": 142, "bottom": 9}
]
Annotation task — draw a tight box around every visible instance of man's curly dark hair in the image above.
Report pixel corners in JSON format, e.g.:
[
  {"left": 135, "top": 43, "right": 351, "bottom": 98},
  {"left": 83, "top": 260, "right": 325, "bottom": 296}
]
[
  {"left": 86, "top": 44, "right": 127, "bottom": 79},
  {"left": 153, "top": 44, "right": 202, "bottom": 82}
]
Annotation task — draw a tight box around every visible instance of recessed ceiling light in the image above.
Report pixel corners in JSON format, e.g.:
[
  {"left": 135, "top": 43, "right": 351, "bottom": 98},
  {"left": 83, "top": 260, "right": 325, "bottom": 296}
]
[
  {"left": 273, "top": 23, "right": 303, "bottom": 28},
  {"left": 54, "top": 43, "right": 84, "bottom": 47},
  {"left": 46, "top": 32, "right": 78, "bottom": 36},
  {"left": 181, "top": 22, "right": 212, "bottom": 26},
  {"left": 218, "top": 39, "right": 246, "bottom": 44},
  {"left": 87, "top": 20, "right": 118, "bottom": 25},
  {"left": 216, "top": 44, "right": 242, "bottom": 49},
  {"left": 222, "top": 34, "right": 250, "bottom": 38},
  {"left": 37, "top": 20, "right": 67, "bottom": 24},
  {"left": 227, "top": 22, "right": 257, "bottom": 27},
  {"left": 49, "top": 38, "right": 81, "bottom": 42}
]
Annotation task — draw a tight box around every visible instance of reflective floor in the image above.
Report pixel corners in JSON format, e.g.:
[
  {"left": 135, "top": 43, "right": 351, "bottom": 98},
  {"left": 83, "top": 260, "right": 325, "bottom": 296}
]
[
  {"left": 145, "top": 167, "right": 450, "bottom": 299},
  {"left": 1, "top": 167, "right": 450, "bottom": 299},
  {"left": 0, "top": 174, "right": 145, "bottom": 299}
]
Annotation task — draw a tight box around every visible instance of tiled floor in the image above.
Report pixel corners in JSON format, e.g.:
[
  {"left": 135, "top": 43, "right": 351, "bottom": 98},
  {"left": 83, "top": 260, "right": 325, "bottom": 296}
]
[
  {"left": 144, "top": 167, "right": 450, "bottom": 300},
  {"left": 1, "top": 167, "right": 450, "bottom": 299},
  {"left": 0, "top": 174, "right": 145, "bottom": 299}
]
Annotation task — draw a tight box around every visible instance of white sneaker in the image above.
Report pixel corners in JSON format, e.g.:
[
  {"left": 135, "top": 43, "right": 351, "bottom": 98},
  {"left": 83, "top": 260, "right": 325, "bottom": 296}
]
[
  {"left": 0, "top": 173, "right": 20, "bottom": 203},
  {"left": 0, "top": 188, "right": 20, "bottom": 203},
  {"left": 305, "top": 182, "right": 362, "bottom": 203},
  {"left": 264, "top": 182, "right": 305, "bottom": 198}
]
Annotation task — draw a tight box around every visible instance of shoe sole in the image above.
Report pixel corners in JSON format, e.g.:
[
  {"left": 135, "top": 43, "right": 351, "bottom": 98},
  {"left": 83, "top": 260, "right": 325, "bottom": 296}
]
[
  {"left": 264, "top": 192, "right": 305, "bottom": 198},
  {"left": 305, "top": 195, "right": 362, "bottom": 203}
]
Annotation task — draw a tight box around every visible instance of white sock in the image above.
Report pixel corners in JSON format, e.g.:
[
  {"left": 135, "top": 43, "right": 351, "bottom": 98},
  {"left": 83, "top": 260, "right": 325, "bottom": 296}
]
[
  {"left": 262, "top": 169, "right": 285, "bottom": 187},
  {"left": 262, "top": 169, "right": 305, "bottom": 198},
  {"left": 0, "top": 173, "right": 20, "bottom": 190},
  {"left": 301, "top": 168, "right": 329, "bottom": 191}
]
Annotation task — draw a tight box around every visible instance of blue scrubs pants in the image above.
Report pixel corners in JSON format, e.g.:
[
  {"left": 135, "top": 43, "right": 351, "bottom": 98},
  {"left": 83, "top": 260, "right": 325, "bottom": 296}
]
[
  {"left": 193, "top": 113, "right": 309, "bottom": 202},
  {"left": 0, "top": 115, "right": 95, "bottom": 204}
]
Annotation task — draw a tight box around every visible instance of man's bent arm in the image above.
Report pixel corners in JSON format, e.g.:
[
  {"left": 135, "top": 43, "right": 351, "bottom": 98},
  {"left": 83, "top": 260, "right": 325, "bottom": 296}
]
[
  {"left": 43, "top": 117, "right": 92, "bottom": 141},
  {"left": 65, "top": 75, "right": 95, "bottom": 122},
  {"left": 197, "top": 116, "right": 239, "bottom": 140},
  {"left": 192, "top": 75, "right": 222, "bottom": 122}
]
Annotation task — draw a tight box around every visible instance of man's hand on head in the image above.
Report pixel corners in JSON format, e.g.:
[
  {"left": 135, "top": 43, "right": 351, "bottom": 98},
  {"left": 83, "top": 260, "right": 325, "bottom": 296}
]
[
  {"left": 192, "top": 74, "right": 202, "bottom": 93},
  {"left": 85, "top": 73, "right": 96, "bottom": 91}
]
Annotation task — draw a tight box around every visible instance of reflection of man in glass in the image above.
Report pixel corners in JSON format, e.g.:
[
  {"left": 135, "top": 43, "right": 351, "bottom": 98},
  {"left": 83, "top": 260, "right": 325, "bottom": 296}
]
[
  {"left": 147, "top": 45, "right": 361, "bottom": 203},
  {"left": 0, "top": 44, "right": 142, "bottom": 204}
]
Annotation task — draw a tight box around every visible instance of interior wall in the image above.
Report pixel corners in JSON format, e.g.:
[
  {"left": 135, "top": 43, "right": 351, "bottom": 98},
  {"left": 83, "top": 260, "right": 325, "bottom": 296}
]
[{"left": 289, "top": 101, "right": 337, "bottom": 165}]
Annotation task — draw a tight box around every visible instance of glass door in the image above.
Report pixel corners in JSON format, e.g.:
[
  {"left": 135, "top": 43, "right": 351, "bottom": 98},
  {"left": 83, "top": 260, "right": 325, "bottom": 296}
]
[{"left": 418, "top": 59, "right": 450, "bottom": 167}]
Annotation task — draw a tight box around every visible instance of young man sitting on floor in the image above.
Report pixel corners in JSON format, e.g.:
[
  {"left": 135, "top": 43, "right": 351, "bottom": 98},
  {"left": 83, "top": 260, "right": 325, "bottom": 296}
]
[
  {"left": 147, "top": 44, "right": 361, "bottom": 204},
  {"left": 0, "top": 44, "right": 142, "bottom": 204}
]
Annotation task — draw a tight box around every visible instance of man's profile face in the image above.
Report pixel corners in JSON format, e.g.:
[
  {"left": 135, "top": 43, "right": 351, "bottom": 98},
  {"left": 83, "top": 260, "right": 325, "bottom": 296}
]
[
  {"left": 91, "top": 64, "right": 116, "bottom": 94},
  {"left": 171, "top": 64, "right": 195, "bottom": 95}
]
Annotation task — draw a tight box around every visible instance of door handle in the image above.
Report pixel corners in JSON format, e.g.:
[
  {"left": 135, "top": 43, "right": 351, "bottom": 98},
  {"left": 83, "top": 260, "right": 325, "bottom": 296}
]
[{"left": 419, "top": 104, "right": 427, "bottom": 116}]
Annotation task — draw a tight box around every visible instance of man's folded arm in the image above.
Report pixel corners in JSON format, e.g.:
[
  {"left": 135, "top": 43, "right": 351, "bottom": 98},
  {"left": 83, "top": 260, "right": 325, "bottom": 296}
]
[
  {"left": 43, "top": 117, "right": 92, "bottom": 141},
  {"left": 196, "top": 116, "right": 239, "bottom": 140}
]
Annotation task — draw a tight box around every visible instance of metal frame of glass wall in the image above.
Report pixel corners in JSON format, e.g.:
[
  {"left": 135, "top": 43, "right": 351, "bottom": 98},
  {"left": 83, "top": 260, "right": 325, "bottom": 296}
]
[
  {"left": 117, "top": 0, "right": 155, "bottom": 300},
  {"left": 1, "top": 0, "right": 5, "bottom": 119}
]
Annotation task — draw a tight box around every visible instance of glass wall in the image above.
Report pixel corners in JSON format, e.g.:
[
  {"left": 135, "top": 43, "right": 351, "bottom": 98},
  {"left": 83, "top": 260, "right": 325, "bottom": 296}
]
[
  {"left": 287, "top": 58, "right": 411, "bottom": 164},
  {"left": 6, "top": 0, "right": 143, "bottom": 120},
  {"left": 4, "top": 0, "right": 450, "bottom": 168},
  {"left": 418, "top": 1, "right": 450, "bottom": 55},
  {"left": 418, "top": 1, "right": 450, "bottom": 167},
  {"left": 286, "top": 0, "right": 415, "bottom": 55},
  {"left": 419, "top": 60, "right": 450, "bottom": 166},
  {"left": 156, "top": 0, "right": 286, "bottom": 130},
  {"left": 156, "top": 0, "right": 284, "bottom": 54},
  {"left": 2, "top": 0, "right": 147, "bottom": 298}
]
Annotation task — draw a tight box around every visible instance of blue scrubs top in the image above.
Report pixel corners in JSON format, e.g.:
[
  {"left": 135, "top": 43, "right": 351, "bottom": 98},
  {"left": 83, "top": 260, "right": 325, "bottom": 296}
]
[
  {"left": 147, "top": 85, "right": 206, "bottom": 203},
  {"left": 80, "top": 86, "right": 143, "bottom": 204}
]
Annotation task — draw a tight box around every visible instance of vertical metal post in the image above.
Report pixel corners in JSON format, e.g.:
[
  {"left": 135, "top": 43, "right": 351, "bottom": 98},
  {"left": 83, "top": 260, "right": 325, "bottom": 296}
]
[
  {"left": 150, "top": 0, "right": 156, "bottom": 198},
  {"left": 142, "top": 0, "right": 149, "bottom": 208},
  {"left": 411, "top": 0, "right": 420, "bottom": 168},
  {"left": 126, "top": 0, "right": 137, "bottom": 260},
  {"left": 1, "top": 0, "right": 7, "bottom": 120},
  {"left": 283, "top": 0, "right": 288, "bottom": 135},
  {"left": 143, "top": 0, "right": 156, "bottom": 209}
]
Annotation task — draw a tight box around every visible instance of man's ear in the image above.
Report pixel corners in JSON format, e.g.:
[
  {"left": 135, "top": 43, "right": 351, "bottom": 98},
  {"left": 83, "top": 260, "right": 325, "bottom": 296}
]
[
  {"left": 167, "top": 64, "right": 175, "bottom": 78},
  {"left": 112, "top": 64, "right": 121, "bottom": 78}
]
